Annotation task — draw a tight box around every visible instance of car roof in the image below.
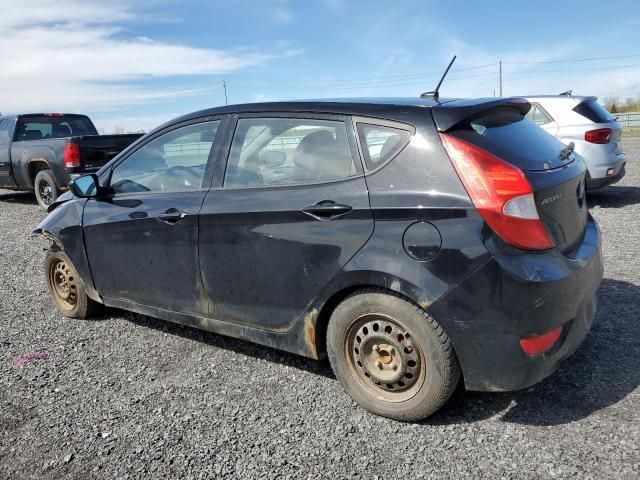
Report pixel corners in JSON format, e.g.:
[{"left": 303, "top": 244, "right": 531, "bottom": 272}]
[
  {"left": 167, "top": 96, "right": 529, "bottom": 128},
  {"left": 178, "top": 97, "right": 446, "bottom": 119}
]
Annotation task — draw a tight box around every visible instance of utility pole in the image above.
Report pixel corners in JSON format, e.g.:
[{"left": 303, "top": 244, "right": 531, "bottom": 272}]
[
  {"left": 499, "top": 61, "right": 503, "bottom": 97},
  {"left": 222, "top": 80, "right": 228, "bottom": 105}
]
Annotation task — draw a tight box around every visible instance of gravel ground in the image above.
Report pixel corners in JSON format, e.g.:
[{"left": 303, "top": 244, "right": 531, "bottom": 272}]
[{"left": 1, "top": 140, "right": 639, "bottom": 480}]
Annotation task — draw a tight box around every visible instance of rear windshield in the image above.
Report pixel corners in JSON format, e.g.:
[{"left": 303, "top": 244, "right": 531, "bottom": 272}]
[
  {"left": 572, "top": 100, "right": 615, "bottom": 124},
  {"left": 14, "top": 115, "right": 97, "bottom": 142},
  {"left": 448, "top": 108, "right": 566, "bottom": 171}
]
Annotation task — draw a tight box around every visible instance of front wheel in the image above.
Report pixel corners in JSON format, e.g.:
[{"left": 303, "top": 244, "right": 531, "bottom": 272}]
[
  {"left": 45, "top": 251, "right": 98, "bottom": 319},
  {"left": 327, "top": 289, "right": 460, "bottom": 421},
  {"left": 34, "top": 169, "right": 60, "bottom": 210}
]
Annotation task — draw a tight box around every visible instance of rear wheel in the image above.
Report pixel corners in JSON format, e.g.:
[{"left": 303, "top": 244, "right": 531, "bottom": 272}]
[
  {"left": 45, "top": 251, "right": 98, "bottom": 319},
  {"left": 34, "top": 169, "right": 59, "bottom": 210},
  {"left": 327, "top": 289, "right": 460, "bottom": 421}
]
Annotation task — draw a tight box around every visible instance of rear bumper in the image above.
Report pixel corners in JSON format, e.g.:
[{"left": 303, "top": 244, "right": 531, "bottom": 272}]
[
  {"left": 429, "top": 215, "right": 603, "bottom": 392},
  {"left": 586, "top": 163, "right": 626, "bottom": 190}
]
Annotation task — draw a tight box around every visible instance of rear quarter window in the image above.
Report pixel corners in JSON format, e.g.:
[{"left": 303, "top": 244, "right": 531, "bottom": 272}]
[
  {"left": 356, "top": 122, "right": 412, "bottom": 171},
  {"left": 573, "top": 100, "right": 615, "bottom": 123},
  {"left": 525, "top": 104, "right": 554, "bottom": 125}
]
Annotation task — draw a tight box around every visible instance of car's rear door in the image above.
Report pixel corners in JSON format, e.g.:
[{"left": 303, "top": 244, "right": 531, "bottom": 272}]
[
  {"left": 198, "top": 113, "right": 373, "bottom": 331},
  {"left": 82, "top": 117, "right": 227, "bottom": 314}
]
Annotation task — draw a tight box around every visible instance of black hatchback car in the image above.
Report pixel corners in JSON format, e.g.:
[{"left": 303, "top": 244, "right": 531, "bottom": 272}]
[{"left": 34, "top": 97, "right": 603, "bottom": 421}]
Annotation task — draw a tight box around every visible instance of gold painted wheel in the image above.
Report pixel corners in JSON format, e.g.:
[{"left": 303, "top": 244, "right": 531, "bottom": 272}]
[{"left": 48, "top": 257, "right": 78, "bottom": 311}]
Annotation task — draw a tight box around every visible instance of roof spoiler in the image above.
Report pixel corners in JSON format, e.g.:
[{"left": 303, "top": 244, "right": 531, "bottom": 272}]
[{"left": 431, "top": 97, "right": 531, "bottom": 132}]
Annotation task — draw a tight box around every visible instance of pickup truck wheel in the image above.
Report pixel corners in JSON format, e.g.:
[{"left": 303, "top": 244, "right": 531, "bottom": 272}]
[
  {"left": 34, "top": 169, "right": 59, "bottom": 210},
  {"left": 327, "top": 289, "right": 460, "bottom": 421},
  {"left": 45, "top": 251, "right": 98, "bottom": 319}
]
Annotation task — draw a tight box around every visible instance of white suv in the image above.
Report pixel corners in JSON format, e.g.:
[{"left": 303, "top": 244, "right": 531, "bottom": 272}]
[{"left": 525, "top": 94, "right": 626, "bottom": 189}]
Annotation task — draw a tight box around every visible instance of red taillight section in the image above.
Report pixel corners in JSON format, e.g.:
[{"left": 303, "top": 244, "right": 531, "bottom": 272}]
[
  {"left": 64, "top": 143, "right": 81, "bottom": 169},
  {"left": 520, "top": 326, "right": 562, "bottom": 355},
  {"left": 584, "top": 128, "right": 611, "bottom": 144},
  {"left": 439, "top": 133, "right": 554, "bottom": 250}
]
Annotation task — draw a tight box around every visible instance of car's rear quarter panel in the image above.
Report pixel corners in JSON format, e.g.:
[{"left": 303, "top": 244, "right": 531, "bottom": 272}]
[{"left": 328, "top": 109, "right": 495, "bottom": 353}]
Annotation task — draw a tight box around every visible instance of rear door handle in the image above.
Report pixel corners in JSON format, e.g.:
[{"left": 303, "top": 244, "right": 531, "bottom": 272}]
[
  {"left": 302, "top": 201, "right": 352, "bottom": 220},
  {"left": 157, "top": 208, "right": 187, "bottom": 224}
]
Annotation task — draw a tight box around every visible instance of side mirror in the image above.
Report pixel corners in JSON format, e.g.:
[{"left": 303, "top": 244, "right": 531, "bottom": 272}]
[{"left": 70, "top": 173, "right": 101, "bottom": 198}]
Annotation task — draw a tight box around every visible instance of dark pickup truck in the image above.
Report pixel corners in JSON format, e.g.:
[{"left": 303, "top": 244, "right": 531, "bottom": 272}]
[{"left": 0, "top": 113, "right": 142, "bottom": 209}]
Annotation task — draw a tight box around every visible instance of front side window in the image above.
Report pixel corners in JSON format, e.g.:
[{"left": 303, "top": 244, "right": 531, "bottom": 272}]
[
  {"left": 110, "top": 121, "right": 219, "bottom": 194},
  {"left": 224, "top": 118, "right": 356, "bottom": 187},
  {"left": 357, "top": 123, "right": 412, "bottom": 170}
]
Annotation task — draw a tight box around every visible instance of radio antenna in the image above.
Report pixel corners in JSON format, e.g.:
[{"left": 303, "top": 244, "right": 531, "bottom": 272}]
[{"left": 421, "top": 55, "right": 457, "bottom": 99}]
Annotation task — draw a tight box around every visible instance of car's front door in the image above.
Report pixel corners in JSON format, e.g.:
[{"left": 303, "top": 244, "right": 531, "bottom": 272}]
[
  {"left": 82, "top": 118, "right": 225, "bottom": 314},
  {"left": 199, "top": 114, "right": 374, "bottom": 331}
]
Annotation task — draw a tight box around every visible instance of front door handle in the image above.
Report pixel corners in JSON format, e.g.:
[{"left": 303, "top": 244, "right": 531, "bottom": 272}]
[
  {"left": 157, "top": 208, "right": 187, "bottom": 225},
  {"left": 302, "top": 201, "right": 352, "bottom": 220}
]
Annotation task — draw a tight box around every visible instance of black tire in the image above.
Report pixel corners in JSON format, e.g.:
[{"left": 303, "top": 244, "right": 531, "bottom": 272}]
[
  {"left": 34, "top": 169, "right": 59, "bottom": 210},
  {"left": 326, "top": 289, "right": 460, "bottom": 421},
  {"left": 45, "top": 250, "right": 98, "bottom": 319}
]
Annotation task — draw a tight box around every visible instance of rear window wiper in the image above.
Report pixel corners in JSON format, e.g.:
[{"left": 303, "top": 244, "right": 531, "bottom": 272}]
[{"left": 559, "top": 142, "right": 575, "bottom": 161}]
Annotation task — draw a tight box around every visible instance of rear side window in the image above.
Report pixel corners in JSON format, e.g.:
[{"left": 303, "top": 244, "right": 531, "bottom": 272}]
[
  {"left": 450, "top": 108, "right": 565, "bottom": 171},
  {"left": 14, "top": 115, "right": 98, "bottom": 141},
  {"left": 357, "top": 123, "right": 411, "bottom": 171},
  {"left": 573, "top": 100, "right": 615, "bottom": 123},
  {"left": 224, "top": 118, "right": 356, "bottom": 188}
]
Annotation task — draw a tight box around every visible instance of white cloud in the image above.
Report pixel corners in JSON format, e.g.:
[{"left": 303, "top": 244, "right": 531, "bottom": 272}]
[
  {"left": 252, "top": 93, "right": 277, "bottom": 103},
  {"left": 0, "top": 0, "right": 299, "bottom": 113}
]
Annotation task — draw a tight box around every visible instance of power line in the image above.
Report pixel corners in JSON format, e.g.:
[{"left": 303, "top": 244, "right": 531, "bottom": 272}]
[
  {"left": 504, "top": 53, "right": 640, "bottom": 64},
  {"left": 227, "top": 71, "right": 498, "bottom": 90},
  {"left": 224, "top": 62, "right": 497, "bottom": 86},
  {"left": 504, "top": 63, "right": 640, "bottom": 75},
  {"left": 98, "top": 62, "right": 498, "bottom": 97},
  {"left": 70, "top": 53, "right": 640, "bottom": 105}
]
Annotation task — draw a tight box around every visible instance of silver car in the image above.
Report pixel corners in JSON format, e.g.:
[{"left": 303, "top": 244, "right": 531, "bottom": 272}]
[{"left": 525, "top": 94, "right": 626, "bottom": 189}]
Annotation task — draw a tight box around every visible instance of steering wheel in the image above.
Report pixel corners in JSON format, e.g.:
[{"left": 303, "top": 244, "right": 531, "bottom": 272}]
[{"left": 160, "top": 166, "right": 201, "bottom": 191}]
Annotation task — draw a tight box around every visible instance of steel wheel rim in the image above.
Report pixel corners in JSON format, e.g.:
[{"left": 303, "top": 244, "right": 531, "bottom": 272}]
[
  {"left": 49, "top": 259, "right": 77, "bottom": 309},
  {"left": 344, "top": 313, "right": 425, "bottom": 403},
  {"left": 39, "top": 180, "right": 53, "bottom": 205}
]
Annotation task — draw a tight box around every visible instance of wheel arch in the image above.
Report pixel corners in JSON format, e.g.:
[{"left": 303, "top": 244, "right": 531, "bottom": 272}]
[
  {"left": 27, "top": 157, "right": 54, "bottom": 189},
  {"left": 32, "top": 198, "right": 101, "bottom": 303},
  {"left": 309, "top": 271, "right": 433, "bottom": 358}
]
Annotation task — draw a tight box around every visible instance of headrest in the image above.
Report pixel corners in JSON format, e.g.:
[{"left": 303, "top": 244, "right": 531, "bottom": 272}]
[
  {"left": 52, "top": 124, "right": 71, "bottom": 137},
  {"left": 380, "top": 135, "right": 400, "bottom": 159},
  {"left": 293, "top": 130, "right": 336, "bottom": 172},
  {"left": 23, "top": 130, "right": 43, "bottom": 140}
]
